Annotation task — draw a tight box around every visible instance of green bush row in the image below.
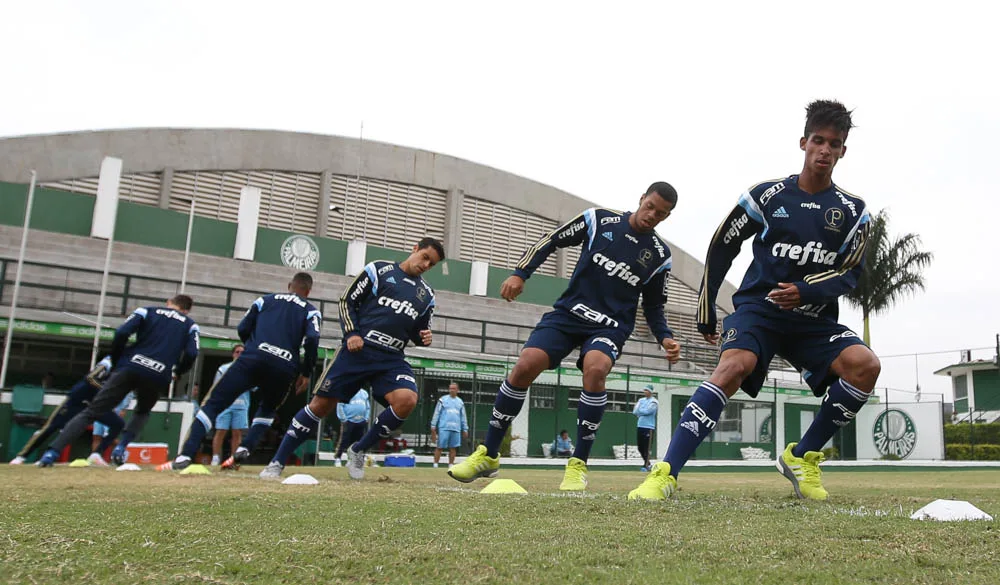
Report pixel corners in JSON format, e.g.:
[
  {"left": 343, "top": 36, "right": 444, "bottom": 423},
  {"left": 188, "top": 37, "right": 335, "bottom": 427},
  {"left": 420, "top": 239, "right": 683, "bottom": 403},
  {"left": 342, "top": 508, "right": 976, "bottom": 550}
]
[
  {"left": 944, "top": 443, "right": 1000, "bottom": 461},
  {"left": 943, "top": 423, "right": 1000, "bottom": 445}
]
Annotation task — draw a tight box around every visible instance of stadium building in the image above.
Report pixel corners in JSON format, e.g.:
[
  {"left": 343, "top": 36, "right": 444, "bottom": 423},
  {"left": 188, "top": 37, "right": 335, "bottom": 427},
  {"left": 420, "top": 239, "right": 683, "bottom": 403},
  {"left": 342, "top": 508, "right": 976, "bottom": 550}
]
[{"left": 0, "top": 129, "right": 832, "bottom": 465}]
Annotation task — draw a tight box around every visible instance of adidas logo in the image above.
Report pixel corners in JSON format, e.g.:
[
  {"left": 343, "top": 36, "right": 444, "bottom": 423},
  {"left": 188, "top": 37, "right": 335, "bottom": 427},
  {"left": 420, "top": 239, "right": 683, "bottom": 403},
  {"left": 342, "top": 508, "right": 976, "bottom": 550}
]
[
  {"left": 386, "top": 276, "right": 396, "bottom": 284},
  {"left": 772, "top": 206, "right": 789, "bottom": 218},
  {"left": 680, "top": 420, "right": 700, "bottom": 436},
  {"left": 602, "top": 231, "right": 614, "bottom": 241}
]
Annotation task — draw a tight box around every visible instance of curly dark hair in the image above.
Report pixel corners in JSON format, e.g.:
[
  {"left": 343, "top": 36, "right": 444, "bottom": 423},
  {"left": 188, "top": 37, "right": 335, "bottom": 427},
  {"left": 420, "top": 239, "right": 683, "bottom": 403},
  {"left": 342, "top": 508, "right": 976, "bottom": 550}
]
[{"left": 804, "top": 100, "right": 855, "bottom": 138}]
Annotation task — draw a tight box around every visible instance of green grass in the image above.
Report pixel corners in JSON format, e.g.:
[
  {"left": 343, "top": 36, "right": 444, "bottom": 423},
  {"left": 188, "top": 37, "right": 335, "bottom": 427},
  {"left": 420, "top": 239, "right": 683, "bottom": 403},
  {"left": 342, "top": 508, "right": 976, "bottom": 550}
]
[{"left": 2, "top": 465, "right": 998, "bottom": 584}]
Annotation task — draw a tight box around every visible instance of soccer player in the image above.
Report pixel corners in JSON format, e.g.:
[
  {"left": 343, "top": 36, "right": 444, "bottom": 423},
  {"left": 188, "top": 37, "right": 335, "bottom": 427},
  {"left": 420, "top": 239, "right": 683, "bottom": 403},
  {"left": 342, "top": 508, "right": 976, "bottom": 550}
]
[
  {"left": 430, "top": 382, "right": 469, "bottom": 468},
  {"left": 37, "top": 295, "right": 200, "bottom": 467},
  {"left": 632, "top": 384, "right": 658, "bottom": 471},
  {"left": 210, "top": 344, "right": 252, "bottom": 466},
  {"left": 629, "top": 100, "right": 880, "bottom": 502},
  {"left": 9, "top": 357, "right": 115, "bottom": 465},
  {"left": 333, "top": 389, "right": 370, "bottom": 467},
  {"left": 260, "top": 238, "right": 443, "bottom": 480},
  {"left": 159, "top": 272, "right": 320, "bottom": 472},
  {"left": 449, "top": 183, "right": 682, "bottom": 490}
]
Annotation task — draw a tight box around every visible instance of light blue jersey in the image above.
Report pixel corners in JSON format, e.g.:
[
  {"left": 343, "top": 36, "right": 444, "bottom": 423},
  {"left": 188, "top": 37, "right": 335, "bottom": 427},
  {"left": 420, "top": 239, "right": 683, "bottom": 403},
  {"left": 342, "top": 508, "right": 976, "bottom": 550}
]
[
  {"left": 337, "top": 389, "right": 370, "bottom": 424},
  {"left": 431, "top": 395, "right": 468, "bottom": 432},
  {"left": 633, "top": 396, "right": 658, "bottom": 429},
  {"left": 215, "top": 361, "right": 253, "bottom": 410}
]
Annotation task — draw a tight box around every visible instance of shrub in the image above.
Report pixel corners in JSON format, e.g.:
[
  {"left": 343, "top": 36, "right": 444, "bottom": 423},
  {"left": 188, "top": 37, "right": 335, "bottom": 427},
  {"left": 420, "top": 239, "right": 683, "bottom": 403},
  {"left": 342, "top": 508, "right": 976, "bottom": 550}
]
[
  {"left": 945, "top": 443, "right": 1000, "bottom": 461},
  {"left": 943, "top": 423, "right": 1000, "bottom": 445},
  {"left": 821, "top": 446, "right": 840, "bottom": 461}
]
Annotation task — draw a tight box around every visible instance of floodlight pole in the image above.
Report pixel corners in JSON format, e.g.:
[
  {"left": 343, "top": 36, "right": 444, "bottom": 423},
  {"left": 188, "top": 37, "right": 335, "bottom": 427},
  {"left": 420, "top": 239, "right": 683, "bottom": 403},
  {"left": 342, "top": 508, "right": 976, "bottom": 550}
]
[{"left": 0, "top": 171, "right": 38, "bottom": 389}]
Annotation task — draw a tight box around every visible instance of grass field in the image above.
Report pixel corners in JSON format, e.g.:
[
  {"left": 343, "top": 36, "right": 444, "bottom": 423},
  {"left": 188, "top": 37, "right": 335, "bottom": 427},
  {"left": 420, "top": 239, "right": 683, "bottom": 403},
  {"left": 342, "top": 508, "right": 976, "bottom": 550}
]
[{"left": 2, "top": 464, "right": 998, "bottom": 585}]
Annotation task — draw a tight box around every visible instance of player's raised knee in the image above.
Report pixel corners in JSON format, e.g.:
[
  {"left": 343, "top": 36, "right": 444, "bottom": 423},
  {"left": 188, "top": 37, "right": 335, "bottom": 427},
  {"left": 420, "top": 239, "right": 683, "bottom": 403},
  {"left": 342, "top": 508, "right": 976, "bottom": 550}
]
[{"left": 840, "top": 347, "right": 881, "bottom": 391}]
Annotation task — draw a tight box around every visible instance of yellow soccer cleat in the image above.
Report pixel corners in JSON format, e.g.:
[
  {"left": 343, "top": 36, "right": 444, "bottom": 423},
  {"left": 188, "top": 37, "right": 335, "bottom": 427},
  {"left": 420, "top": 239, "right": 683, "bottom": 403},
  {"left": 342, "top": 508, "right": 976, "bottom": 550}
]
[
  {"left": 628, "top": 461, "right": 677, "bottom": 500},
  {"left": 559, "top": 457, "right": 589, "bottom": 491},
  {"left": 777, "top": 442, "right": 828, "bottom": 500},
  {"left": 448, "top": 445, "right": 500, "bottom": 483}
]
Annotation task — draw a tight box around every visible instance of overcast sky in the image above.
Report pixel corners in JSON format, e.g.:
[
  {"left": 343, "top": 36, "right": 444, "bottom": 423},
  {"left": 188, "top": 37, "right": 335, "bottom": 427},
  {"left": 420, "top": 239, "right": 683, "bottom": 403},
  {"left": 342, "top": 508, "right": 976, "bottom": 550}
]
[{"left": 2, "top": 1, "right": 997, "bottom": 403}]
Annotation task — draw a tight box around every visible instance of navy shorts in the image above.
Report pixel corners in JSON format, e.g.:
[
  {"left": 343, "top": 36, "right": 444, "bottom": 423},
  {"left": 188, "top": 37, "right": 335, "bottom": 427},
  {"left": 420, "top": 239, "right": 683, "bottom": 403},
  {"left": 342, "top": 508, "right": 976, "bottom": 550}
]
[
  {"left": 720, "top": 302, "right": 867, "bottom": 398},
  {"left": 316, "top": 345, "right": 418, "bottom": 406},
  {"left": 523, "top": 309, "right": 628, "bottom": 370}
]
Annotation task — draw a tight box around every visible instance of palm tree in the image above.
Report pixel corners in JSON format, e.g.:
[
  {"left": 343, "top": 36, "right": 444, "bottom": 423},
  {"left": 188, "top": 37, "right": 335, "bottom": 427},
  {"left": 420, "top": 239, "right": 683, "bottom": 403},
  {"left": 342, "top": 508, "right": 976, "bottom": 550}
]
[{"left": 845, "top": 209, "right": 933, "bottom": 346}]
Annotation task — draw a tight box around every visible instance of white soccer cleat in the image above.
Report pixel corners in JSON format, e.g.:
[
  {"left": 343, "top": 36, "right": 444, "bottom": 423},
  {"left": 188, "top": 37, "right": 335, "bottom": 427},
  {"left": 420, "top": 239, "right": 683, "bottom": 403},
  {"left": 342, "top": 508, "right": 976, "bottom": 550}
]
[
  {"left": 87, "top": 453, "right": 110, "bottom": 467},
  {"left": 259, "top": 461, "right": 284, "bottom": 480},
  {"left": 211, "top": 455, "right": 221, "bottom": 467},
  {"left": 334, "top": 459, "right": 342, "bottom": 467},
  {"left": 346, "top": 446, "right": 365, "bottom": 480},
  {"left": 9, "top": 456, "right": 26, "bottom": 465}
]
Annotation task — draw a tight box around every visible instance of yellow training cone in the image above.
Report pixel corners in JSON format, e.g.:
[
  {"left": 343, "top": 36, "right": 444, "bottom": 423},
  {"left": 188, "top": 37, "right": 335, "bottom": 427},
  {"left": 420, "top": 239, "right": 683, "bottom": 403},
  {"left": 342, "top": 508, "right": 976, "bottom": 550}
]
[
  {"left": 179, "top": 464, "right": 212, "bottom": 475},
  {"left": 480, "top": 479, "right": 527, "bottom": 494},
  {"left": 68, "top": 458, "right": 90, "bottom": 467}
]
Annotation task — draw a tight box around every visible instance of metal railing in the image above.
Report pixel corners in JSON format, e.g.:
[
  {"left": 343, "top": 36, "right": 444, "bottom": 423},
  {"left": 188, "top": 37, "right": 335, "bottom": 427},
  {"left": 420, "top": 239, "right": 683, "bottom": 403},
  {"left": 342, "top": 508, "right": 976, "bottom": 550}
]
[{"left": 0, "top": 257, "right": 723, "bottom": 371}]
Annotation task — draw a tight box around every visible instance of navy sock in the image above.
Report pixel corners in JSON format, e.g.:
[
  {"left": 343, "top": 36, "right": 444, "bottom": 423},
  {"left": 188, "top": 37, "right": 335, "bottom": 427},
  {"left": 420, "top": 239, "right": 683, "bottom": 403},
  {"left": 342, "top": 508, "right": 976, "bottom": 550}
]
[
  {"left": 571, "top": 390, "right": 607, "bottom": 462},
  {"left": 117, "top": 430, "right": 137, "bottom": 451},
  {"left": 272, "top": 406, "right": 321, "bottom": 465},
  {"left": 794, "top": 379, "right": 869, "bottom": 456},
  {"left": 353, "top": 406, "right": 405, "bottom": 453},
  {"left": 664, "top": 382, "right": 728, "bottom": 477},
  {"left": 240, "top": 411, "right": 276, "bottom": 453},
  {"left": 484, "top": 379, "right": 527, "bottom": 458},
  {"left": 179, "top": 409, "right": 214, "bottom": 458}
]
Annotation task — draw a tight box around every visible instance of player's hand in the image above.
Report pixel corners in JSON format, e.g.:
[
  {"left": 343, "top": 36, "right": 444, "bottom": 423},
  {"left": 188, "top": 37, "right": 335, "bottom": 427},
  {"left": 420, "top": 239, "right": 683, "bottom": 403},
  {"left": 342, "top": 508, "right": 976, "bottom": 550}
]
[
  {"left": 661, "top": 338, "right": 681, "bottom": 364},
  {"left": 500, "top": 275, "right": 525, "bottom": 302},
  {"left": 768, "top": 282, "right": 802, "bottom": 309},
  {"left": 346, "top": 334, "right": 364, "bottom": 352},
  {"left": 295, "top": 375, "right": 310, "bottom": 395},
  {"left": 419, "top": 329, "right": 433, "bottom": 346},
  {"left": 462, "top": 431, "right": 469, "bottom": 439},
  {"left": 702, "top": 331, "right": 720, "bottom": 344},
  {"left": 430, "top": 429, "right": 438, "bottom": 442}
]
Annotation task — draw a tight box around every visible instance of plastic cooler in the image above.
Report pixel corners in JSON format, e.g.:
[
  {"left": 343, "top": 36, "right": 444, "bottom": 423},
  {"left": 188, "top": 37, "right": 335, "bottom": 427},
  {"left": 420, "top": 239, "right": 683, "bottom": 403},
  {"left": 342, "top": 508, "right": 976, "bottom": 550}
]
[
  {"left": 383, "top": 454, "right": 416, "bottom": 467},
  {"left": 125, "top": 442, "right": 169, "bottom": 465}
]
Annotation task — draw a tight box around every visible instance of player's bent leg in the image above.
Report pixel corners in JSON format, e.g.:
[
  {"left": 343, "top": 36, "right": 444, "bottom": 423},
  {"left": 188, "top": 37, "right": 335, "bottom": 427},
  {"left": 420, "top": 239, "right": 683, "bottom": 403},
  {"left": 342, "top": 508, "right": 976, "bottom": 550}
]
[
  {"left": 347, "top": 388, "right": 415, "bottom": 480},
  {"left": 266, "top": 395, "right": 337, "bottom": 474},
  {"left": 780, "top": 345, "right": 880, "bottom": 500},
  {"left": 481, "top": 348, "right": 548, "bottom": 458},
  {"left": 561, "top": 350, "right": 613, "bottom": 491}
]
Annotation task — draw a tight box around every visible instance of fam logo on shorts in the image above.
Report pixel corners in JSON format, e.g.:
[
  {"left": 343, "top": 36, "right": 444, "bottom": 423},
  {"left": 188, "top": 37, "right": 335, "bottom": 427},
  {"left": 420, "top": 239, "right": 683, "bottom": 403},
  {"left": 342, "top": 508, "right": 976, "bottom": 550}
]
[
  {"left": 280, "top": 235, "right": 320, "bottom": 270},
  {"left": 872, "top": 408, "right": 917, "bottom": 459}
]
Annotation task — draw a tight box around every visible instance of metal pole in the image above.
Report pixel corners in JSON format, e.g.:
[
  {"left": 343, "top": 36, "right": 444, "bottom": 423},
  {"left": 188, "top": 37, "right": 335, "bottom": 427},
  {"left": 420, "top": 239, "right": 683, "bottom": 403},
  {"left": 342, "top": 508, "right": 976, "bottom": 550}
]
[
  {"left": 180, "top": 175, "right": 199, "bottom": 293},
  {"left": 0, "top": 172, "right": 38, "bottom": 388},
  {"left": 90, "top": 216, "right": 118, "bottom": 369}
]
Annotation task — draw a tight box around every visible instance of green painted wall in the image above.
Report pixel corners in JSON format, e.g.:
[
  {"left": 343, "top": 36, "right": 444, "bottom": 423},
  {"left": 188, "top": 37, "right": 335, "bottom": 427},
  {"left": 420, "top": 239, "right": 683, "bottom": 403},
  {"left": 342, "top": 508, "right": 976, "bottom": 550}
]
[
  {"left": 0, "top": 183, "right": 94, "bottom": 235},
  {"left": 973, "top": 370, "right": 1000, "bottom": 410}
]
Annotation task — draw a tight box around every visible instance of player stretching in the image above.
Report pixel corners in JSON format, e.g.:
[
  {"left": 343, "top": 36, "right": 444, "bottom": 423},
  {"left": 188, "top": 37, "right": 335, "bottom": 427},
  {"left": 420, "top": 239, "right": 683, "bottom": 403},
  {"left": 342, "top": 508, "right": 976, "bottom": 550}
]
[
  {"left": 10, "top": 357, "right": 117, "bottom": 465},
  {"left": 261, "top": 238, "right": 443, "bottom": 480},
  {"left": 37, "top": 295, "right": 199, "bottom": 467},
  {"left": 449, "top": 183, "right": 681, "bottom": 491},
  {"left": 630, "top": 100, "right": 879, "bottom": 501},
  {"left": 159, "top": 272, "right": 320, "bottom": 472}
]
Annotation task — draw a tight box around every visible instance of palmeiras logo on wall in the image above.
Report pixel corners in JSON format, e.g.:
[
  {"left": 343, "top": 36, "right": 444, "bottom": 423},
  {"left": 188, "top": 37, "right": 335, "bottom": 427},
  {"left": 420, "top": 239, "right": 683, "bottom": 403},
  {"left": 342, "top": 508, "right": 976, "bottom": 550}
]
[
  {"left": 280, "top": 235, "right": 320, "bottom": 270},
  {"left": 872, "top": 409, "right": 917, "bottom": 459}
]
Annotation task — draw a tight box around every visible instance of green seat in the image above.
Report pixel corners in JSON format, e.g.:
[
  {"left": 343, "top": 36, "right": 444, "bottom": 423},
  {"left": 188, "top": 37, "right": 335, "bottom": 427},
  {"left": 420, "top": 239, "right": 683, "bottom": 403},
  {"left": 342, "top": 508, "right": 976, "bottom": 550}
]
[{"left": 7, "top": 385, "right": 48, "bottom": 460}]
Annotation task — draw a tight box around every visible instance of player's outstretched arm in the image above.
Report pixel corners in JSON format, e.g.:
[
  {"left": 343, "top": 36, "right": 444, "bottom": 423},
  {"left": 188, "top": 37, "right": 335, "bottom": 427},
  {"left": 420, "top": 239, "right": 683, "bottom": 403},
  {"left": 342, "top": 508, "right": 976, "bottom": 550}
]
[
  {"left": 340, "top": 265, "right": 376, "bottom": 341},
  {"left": 237, "top": 298, "right": 262, "bottom": 343},
  {"left": 504, "top": 209, "right": 593, "bottom": 301},
  {"left": 175, "top": 323, "right": 200, "bottom": 376},
  {"left": 111, "top": 308, "right": 146, "bottom": 365},
  {"left": 641, "top": 257, "right": 680, "bottom": 364},
  {"left": 697, "top": 202, "right": 762, "bottom": 338}
]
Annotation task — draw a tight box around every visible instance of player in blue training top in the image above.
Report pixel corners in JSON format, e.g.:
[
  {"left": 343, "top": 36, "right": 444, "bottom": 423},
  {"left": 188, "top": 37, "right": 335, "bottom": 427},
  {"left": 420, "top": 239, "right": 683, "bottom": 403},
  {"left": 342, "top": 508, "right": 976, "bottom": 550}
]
[
  {"left": 261, "top": 237, "right": 443, "bottom": 480},
  {"left": 159, "top": 272, "right": 321, "bottom": 472},
  {"left": 630, "top": 100, "right": 881, "bottom": 502},
  {"left": 333, "top": 389, "right": 370, "bottom": 467},
  {"left": 10, "top": 356, "right": 117, "bottom": 465},
  {"left": 449, "top": 183, "right": 682, "bottom": 490},
  {"left": 430, "top": 381, "right": 469, "bottom": 468},
  {"left": 37, "top": 295, "right": 200, "bottom": 467}
]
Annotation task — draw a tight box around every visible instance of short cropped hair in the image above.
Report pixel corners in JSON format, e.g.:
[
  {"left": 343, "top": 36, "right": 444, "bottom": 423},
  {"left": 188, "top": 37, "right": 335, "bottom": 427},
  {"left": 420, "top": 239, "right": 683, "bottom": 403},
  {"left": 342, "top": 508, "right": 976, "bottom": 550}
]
[
  {"left": 417, "top": 237, "right": 446, "bottom": 261},
  {"left": 804, "top": 100, "right": 855, "bottom": 138},
  {"left": 291, "top": 272, "right": 313, "bottom": 290},
  {"left": 645, "top": 181, "right": 678, "bottom": 207},
  {"left": 170, "top": 294, "right": 194, "bottom": 311}
]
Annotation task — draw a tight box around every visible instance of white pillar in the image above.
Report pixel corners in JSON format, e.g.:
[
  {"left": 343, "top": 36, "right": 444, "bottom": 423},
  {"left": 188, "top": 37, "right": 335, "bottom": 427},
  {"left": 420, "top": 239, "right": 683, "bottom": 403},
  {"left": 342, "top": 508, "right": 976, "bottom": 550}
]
[
  {"left": 346, "top": 240, "right": 367, "bottom": 276},
  {"left": 469, "top": 261, "right": 489, "bottom": 296},
  {"left": 234, "top": 186, "right": 262, "bottom": 261}
]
